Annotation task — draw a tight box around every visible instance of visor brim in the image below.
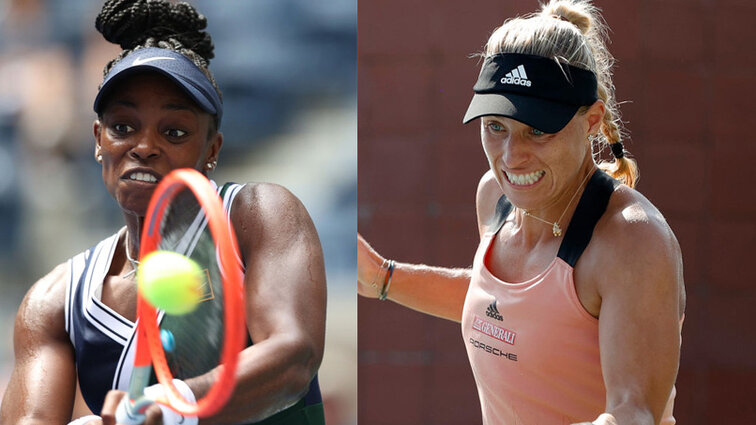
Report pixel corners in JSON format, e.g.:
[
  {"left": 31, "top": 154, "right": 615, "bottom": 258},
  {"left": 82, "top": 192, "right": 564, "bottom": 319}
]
[
  {"left": 93, "top": 65, "right": 218, "bottom": 117},
  {"left": 462, "top": 93, "right": 580, "bottom": 134}
]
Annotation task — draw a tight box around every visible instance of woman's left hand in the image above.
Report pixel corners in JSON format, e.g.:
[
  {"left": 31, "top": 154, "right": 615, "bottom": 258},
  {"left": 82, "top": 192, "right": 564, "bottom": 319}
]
[{"left": 99, "top": 390, "right": 164, "bottom": 425}]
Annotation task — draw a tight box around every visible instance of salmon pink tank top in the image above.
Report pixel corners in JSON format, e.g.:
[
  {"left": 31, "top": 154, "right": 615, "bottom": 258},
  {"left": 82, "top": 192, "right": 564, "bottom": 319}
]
[{"left": 461, "top": 170, "right": 676, "bottom": 424}]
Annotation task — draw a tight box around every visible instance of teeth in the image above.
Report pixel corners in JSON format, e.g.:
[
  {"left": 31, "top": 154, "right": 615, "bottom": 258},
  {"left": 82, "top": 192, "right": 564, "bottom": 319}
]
[
  {"left": 505, "top": 170, "right": 544, "bottom": 186},
  {"left": 129, "top": 172, "right": 157, "bottom": 183}
]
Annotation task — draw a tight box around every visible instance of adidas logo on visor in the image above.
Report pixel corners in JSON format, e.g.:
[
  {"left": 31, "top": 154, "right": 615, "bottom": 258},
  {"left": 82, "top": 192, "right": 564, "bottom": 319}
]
[{"left": 500, "top": 65, "right": 532, "bottom": 87}]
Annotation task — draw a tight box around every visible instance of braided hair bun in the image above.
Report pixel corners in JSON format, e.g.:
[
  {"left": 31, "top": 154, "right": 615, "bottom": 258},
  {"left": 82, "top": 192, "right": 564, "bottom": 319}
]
[{"left": 95, "top": 0, "right": 214, "bottom": 63}]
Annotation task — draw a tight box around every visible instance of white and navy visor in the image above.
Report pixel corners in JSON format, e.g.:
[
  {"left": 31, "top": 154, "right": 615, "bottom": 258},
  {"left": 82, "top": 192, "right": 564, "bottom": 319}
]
[
  {"left": 463, "top": 53, "right": 598, "bottom": 133},
  {"left": 93, "top": 47, "right": 223, "bottom": 125}
]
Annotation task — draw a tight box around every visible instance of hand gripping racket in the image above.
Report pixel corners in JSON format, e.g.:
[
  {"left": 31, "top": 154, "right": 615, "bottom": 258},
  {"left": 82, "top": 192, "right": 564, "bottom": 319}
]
[{"left": 116, "top": 169, "right": 246, "bottom": 423}]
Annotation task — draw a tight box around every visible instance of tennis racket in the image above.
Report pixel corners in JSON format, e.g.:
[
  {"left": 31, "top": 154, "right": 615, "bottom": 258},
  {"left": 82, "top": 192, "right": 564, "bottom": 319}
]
[{"left": 116, "top": 168, "right": 246, "bottom": 423}]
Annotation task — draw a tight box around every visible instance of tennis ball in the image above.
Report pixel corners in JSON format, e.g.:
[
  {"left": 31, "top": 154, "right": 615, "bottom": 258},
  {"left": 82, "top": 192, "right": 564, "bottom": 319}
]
[{"left": 138, "top": 250, "right": 204, "bottom": 315}]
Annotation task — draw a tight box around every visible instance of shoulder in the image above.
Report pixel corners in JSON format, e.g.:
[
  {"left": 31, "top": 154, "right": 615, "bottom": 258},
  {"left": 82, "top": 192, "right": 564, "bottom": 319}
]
[
  {"left": 475, "top": 170, "right": 505, "bottom": 236},
  {"left": 229, "top": 183, "right": 320, "bottom": 257},
  {"left": 596, "top": 185, "right": 680, "bottom": 260},
  {"left": 230, "top": 182, "right": 312, "bottom": 229},
  {"left": 22, "top": 262, "right": 69, "bottom": 317},
  {"left": 16, "top": 262, "right": 71, "bottom": 342},
  {"left": 584, "top": 184, "right": 685, "bottom": 312}
]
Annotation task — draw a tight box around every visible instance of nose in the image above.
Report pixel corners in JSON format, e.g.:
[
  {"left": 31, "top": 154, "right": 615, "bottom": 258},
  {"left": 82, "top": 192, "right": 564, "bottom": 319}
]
[
  {"left": 501, "top": 133, "right": 528, "bottom": 169},
  {"left": 129, "top": 131, "right": 160, "bottom": 161}
]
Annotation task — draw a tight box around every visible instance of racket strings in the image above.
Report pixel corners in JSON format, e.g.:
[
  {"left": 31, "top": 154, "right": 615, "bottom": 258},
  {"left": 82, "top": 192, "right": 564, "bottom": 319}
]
[{"left": 155, "top": 187, "right": 227, "bottom": 382}]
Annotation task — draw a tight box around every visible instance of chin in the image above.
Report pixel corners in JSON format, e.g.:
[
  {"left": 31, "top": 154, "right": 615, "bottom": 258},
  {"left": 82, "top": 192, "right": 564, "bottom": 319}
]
[
  {"left": 116, "top": 195, "right": 152, "bottom": 218},
  {"left": 121, "top": 205, "right": 150, "bottom": 218},
  {"left": 502, "top": 191, "right": 539, "bottom": 212}
]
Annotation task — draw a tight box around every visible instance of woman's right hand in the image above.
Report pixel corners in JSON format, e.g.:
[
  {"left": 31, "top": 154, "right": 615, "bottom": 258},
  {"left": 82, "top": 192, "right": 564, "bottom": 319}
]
[{"left": 357, "top": 233, "right": 385, "bottom": 299}]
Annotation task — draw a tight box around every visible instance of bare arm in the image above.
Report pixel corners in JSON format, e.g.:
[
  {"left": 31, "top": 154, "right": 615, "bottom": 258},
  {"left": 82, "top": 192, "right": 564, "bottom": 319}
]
[
  {"left": 0, "top": 263, "right": 77, "bottom": 425},
  {"left": 575, "top": 197, "right": 684, "bottom": 425},
  {"left": 356, "top": 171, "right": 505, "bottom": 322},
  {"left": 195, "top": 183, "right": 326, "bottom": 423}
]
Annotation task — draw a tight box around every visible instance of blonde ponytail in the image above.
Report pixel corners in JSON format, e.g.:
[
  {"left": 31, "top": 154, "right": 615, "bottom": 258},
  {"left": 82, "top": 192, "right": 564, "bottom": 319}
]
[
  {"left": 594, "top": 83, "right": 639, "bottom": 187},
  {"left": 594, "top": 107, "right": 639, "bottom": 187}
]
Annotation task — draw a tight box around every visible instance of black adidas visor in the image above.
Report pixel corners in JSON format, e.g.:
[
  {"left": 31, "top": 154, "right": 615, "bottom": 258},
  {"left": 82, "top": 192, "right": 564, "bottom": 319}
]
[{"left": 463, "top": 53, "right": 598, "bottom": 133}]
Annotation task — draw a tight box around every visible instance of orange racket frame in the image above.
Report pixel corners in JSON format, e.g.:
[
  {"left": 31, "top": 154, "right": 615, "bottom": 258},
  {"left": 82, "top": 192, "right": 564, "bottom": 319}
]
[{"left": 128, "top": 168, "right": 246, "bottom": 418}]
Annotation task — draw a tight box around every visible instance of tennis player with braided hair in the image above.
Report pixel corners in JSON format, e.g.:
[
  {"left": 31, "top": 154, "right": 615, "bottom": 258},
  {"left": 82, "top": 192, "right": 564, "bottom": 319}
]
[
  {"left": 359, "top": 1, "right": 685, "bottom": 424},
  {"left": 0, "top": 1, "right": 326, "bottom": 424}
]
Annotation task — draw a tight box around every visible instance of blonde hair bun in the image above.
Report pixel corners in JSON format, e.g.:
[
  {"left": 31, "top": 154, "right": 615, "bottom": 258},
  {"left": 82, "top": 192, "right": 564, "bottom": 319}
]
[{"left": 540, "top": 0, "right": 594, "bottom": 35}]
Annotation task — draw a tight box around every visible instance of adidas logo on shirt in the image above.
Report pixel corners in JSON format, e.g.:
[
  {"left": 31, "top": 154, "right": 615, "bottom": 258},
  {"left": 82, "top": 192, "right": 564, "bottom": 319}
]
[
  {"left": 500, "top": 65, "right": 532, "bottom": 87},
  {"left": 486, "top": 300, "right": 503, "bottom": 321}
]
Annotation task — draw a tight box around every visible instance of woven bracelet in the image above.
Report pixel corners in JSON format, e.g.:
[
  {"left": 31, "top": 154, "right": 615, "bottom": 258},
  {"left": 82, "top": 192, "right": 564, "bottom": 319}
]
[{"left": 378, "top": 260, "right": 396, "bottom": 301}]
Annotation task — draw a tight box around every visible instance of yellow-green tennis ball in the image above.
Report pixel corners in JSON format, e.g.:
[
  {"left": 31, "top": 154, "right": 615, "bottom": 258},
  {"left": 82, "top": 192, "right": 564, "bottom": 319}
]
[{"left": 138, "top": 251, "right": 203, "bottom": 315}]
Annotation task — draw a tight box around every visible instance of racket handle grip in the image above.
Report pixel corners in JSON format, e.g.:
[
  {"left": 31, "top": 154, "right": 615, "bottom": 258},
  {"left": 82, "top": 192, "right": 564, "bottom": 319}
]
[{"left": 115, "top": 396, "right": 151, "bottom": 425}]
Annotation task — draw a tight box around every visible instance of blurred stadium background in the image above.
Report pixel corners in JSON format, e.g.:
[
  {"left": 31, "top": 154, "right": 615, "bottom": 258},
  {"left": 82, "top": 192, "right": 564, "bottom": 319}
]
[
  {"left": 359, "top": 0, "right": 756, "bottom": 424},
  {"left": 0, "top": 0, "right": 356, "bottom": 424}
]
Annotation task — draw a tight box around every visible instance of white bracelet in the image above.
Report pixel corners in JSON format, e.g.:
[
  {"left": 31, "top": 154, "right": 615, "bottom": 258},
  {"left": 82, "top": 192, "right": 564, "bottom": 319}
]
[
  {"left": 593, "top": 413, "right": 618, "bottom": 425},
  {"left": 68, "top": 415, "right": 101, "bottom": 425}
]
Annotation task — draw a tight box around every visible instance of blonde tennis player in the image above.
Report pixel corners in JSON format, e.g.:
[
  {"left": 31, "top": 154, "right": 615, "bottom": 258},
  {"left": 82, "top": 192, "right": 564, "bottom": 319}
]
[{"left": 359, "top": 1, "right": 685, "bottom": 424}]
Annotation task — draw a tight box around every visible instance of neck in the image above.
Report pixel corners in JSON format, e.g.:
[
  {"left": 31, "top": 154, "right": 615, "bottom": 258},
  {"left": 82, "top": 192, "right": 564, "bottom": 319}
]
[
  {"left": 122, "top": 212, "right": 146, "bottom": 261},
  {"left": 516, "top": 158, "right": 596, "bottom": 241}
]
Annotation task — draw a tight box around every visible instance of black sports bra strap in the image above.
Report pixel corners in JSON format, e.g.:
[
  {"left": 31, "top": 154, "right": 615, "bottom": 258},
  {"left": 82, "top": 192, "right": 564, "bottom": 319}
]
[
  {"left": 489, "top": 194, "right": 513, "bottom": 234},
  {"left": 557, "top": 169, "right": 619, "bottom": 267}
]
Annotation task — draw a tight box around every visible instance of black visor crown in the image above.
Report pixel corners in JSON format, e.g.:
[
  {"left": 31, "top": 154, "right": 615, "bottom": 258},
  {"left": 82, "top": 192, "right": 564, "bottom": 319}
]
[{"left": 463, "top": 53, "right": 598, "bottom": 133}]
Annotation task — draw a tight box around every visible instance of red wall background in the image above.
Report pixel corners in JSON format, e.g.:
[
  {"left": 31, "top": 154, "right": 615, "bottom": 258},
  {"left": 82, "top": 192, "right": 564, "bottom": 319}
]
[{"left": 358, "top": 0, "right": 756, "bottom": 423}]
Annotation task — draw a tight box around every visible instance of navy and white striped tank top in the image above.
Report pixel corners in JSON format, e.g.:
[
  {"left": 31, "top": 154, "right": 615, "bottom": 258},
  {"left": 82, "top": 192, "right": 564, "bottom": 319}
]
[{"left": 64, "top": 182, "right": 324, "bottom": 424}]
